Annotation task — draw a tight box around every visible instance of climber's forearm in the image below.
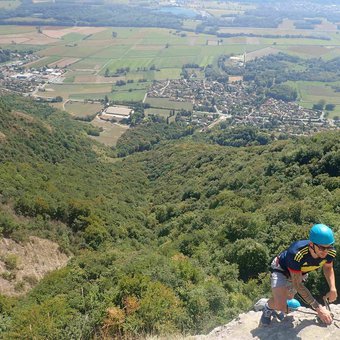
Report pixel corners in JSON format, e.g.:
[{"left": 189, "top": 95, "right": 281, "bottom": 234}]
[
  {"left": 290, "top": 270, "right": 319, "bottom": 309},
  {"left": 323, "top": 264, "right": 336, "bottom": 291}
]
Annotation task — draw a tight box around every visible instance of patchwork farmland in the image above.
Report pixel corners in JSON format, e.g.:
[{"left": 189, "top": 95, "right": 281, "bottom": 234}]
[
  {"left": 1, "top": 21, "right": 340, "bottom": 138},
  {"left": 2, "top": 24, "right": 340, "bottom": 105}
]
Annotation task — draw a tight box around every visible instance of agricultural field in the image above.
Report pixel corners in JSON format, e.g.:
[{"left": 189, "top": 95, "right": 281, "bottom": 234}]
[
  {"left": 90, "top": 117, "right": 129, "bottom": 146},
  {"left": 287, "top": 81, "right": 340, "bottom": 118},
  {"left": 1, "top": 24, "right": 338, "bottom": 72},
  {"left": 1, "top": 22, "right": 340, "bottom": 119},
  {"left": 145, "top": 97, "right": 193, "bottom": 111},
  {"left": 37, "top": 83, "right": 112, "bottom": 101},
  {"left": 0, "top": 0, "right": 21, "bottom": 9},
  {"left": 64, "top": 101, "right": 103, "bottom": 118},
  {"left": 145, "top": 108, "right": 173, "bottom": 118}
]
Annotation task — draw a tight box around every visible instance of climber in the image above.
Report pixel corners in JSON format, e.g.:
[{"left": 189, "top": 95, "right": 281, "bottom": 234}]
[{"left": 260, "top": 224, "right": 337, "bottom": 326}]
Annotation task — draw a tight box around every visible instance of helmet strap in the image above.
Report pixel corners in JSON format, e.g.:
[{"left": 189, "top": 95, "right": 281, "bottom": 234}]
[{"left": 309, "top": 243, "right": 318, "bottom": 258}]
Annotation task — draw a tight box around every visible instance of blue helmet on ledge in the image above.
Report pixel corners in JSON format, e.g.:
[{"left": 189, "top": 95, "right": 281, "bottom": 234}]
[
  {"left": 309, "top": 224, "right": 334, "bottom": 245},
  {"left": 287, "top": 298, "right": 301, "bottom": 310}
]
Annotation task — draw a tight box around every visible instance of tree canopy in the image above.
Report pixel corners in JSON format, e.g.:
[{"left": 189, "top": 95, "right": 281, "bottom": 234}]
[{"left": 0, "top": 95, "right": 339, "bottom": 338}]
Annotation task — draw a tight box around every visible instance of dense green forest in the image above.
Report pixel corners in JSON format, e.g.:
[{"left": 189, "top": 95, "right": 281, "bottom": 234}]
[
  {"left": 221, "top": 53, "right": 340, "bottom": 84},
  {"left": 0, "top": 2, "right": 183, "bottom": 28},
  {"left": 0, "top": 95, "right": 339, "bottom": 338},
  {"left": 2, "top": 0, "right": 340, "bottom": 30}
]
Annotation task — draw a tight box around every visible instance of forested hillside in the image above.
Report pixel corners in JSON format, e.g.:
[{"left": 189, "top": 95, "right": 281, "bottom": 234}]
[{"left": 0, "top": 95, "right": 339, "bottom": 338}]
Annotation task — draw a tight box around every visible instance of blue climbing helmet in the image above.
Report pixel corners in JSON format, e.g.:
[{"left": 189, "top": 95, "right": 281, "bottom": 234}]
[
  {"left": 287, "top": 299, "right": 301, "bottom": 310},
  {"left": 309, "top": 224, "right": 334, "bottom": 245}
]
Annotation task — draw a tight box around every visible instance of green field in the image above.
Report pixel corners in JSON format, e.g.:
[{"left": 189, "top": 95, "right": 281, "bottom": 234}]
[
  {"left": 2, "top": 24, "right": 340, "bottom": 109},
  {"left": 90, "top": 119, "right": 129, "bottom": 146},
  {"left": 108, "top": 90, "right": 146, "bottom": 102},
  {"left": 68, "top": 57, "right": 108, "bottom": 71},
  {"left": 145, "top": 108, "right": 173, "bottom": 118},
  {"left": 0, "top": 25, "right": 35, "bottom": 34},
  {"left": 64, "top": 101, "right": 103, "bottom": 118},
  {"left": 0, "top": 0, "right": 20, "bottom": 9},
  {"left": 287, "top": 80, "right": 340, "bottom": 118},
  {"left": 105, "top": 58, "right": 155, "bottom": 73},
  {"left": 27, "top": 56, "right": 61, "bottom": 68},
  {"left": 145, "top": 97, "right": 193, "bottom": 111},
  {"left": 154, "top": 68, "right": 182, "bottom": 80},
  {"left": 39, "top": 84, "right": 112, "bottom": 100}
]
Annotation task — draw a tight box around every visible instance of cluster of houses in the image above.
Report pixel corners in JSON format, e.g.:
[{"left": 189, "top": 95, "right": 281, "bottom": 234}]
[
  {"left": 1, "top": 50, "right": 338, "bottom": 136},
  {"left": 148, "top": 79, "right": 257, "bottom": 114},
  {"left": 148, "top": 79, "right": 338, "bottom": 135},
  {"left": 232, "top": 98, "right": 335, "bottom": 135},
  {"left": 0, "top": 55, "right": 64, "bottom": 98}
]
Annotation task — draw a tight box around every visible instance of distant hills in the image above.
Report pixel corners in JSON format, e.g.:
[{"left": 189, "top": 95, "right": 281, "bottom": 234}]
[{"left": 1, "top": 0, "right": 340, "bottom": 29}]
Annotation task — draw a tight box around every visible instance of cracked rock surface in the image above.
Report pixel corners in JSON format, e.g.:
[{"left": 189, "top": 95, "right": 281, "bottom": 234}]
[{"left": 190, "top": 305, "right": 340, "bottom": 340}]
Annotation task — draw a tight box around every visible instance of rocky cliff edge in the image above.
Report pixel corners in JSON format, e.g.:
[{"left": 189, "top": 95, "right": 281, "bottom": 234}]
[{"left": 191, "top": 304, "right": 340, "bottom": 340}]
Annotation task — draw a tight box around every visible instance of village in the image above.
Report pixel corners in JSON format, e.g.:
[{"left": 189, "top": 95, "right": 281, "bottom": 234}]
[
  {"left": 147, "top": 78, "right": 338, "bottom": 135},
  {"left": 0, "top": 50, "right": 339, "bottom": 136},
  {"left": 0, "top": 51, "right": 65, "bottom": 101}
]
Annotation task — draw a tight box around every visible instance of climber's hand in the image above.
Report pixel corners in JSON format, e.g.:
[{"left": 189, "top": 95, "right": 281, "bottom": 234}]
[
  {"left": 316, "top": 305, "right": 333, "bottom": 325},
  {"left": 325, "top": 290, "right": 337, "bottom": 303}
]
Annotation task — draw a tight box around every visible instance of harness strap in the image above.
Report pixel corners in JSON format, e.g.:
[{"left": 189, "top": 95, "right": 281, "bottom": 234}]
[{"left": 270, "top": 268, "right": 290, "bottom": 278}]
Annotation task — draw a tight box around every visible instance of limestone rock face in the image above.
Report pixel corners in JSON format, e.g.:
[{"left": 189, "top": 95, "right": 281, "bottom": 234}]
[
  {"left": 191, "top": 305, "right": 340, "bottom": 340},
  {"left": 0, "top": 236, "right": 70, "bottom": 296}
]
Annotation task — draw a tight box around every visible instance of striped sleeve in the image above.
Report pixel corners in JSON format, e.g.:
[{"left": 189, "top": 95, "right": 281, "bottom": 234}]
[{"left": 327, "top": 249, "right": 336, "bottom": 263}]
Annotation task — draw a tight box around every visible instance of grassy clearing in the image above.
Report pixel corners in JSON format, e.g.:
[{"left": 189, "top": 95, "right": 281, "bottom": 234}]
[
  {"left": 287, "top": 80, "right": 340, "bottom": 118},
  {"left": 85, "top": 28, "right": 113, "bottom": 40},
  {"left": 27, "top": 56, "right": 61, "bottom": 68},
  {"left": 154, "top": 68, "right": 182, "bottom": 80},
  {"left": 111, "top": 81, "right": 150, "bottom": 91},
  {"left": 109, "top": 90, "right": 146, "bottom": 102},
  {"left": 63, "top": 74, "right": 75, "bottom": 83},
  {"left": 156, "top": 56, "right": 196, "bottom": 68},
  {"left": 0, "top": 0, "right": 20, "bottom": 9},
  {"left": 284, "top": 45, "right": 335, "bottom": 58},
  {"left": 90, "top": 46, "right": 130, "bottom": 59},
  {"left": 326, "top": 107, "right": 340, "bottom": 119},
  {"left": 67, "top": 89, "right": 145, "bottom": 102},
  {"left": 321, "top": 47, "right": 340, "bottom": 60},
  {"left": 1, "top": 44, "right": 43, "bottom": 52},
  {"left": 0, "top": 25, "right": 35, "bottom": 34},
  {"left": 61, "top": 33, "right": 87, "bottom": 43},
  {"left": 159, "top": 45, "right": 202, "bottom": 57},
  {"left": 68, "top": 57, "right": 108, "bottom": 71},
  {"left": 124, "top": 48, "right": 164, "bottom": 59},
  {"left": 221, "top": 44, "right": 263, "bottom": 55},
  {"left": 64, "top": 101, "right": 103, "bottom": 118},
  {"left": 123, "top": 71, "right": 154, "bottom": 81},
  {"left": 40, "top": 44, "right": 106, "bottom": 58},
  {"left": 219, "top": 26, "right": 339, "bottom": 37},
  {"left": 71, "top": 93, "right": 110, "bottom": 100},
  {"left": 145, "top": 108, "right": 172, "bottom": 118},
  {"left": 298, "top": 101, "right": 340, "bottom": 119},
  {"left": 145, "top": 97, "right": 193, "bottom": 111},
  {"left": 40, "top": 83, "right": 112, "bottom": 100},
  {"left": 90, "top": 119, "right": 129, "bottom": 146},
  {"left": 104, "top": 58, "right": 154, "bottom": 73}
]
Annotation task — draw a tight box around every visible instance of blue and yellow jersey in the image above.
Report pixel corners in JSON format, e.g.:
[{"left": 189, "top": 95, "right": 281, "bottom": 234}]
[{"left": 278, "top": 240, "right": 336, "bottom": 274}]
